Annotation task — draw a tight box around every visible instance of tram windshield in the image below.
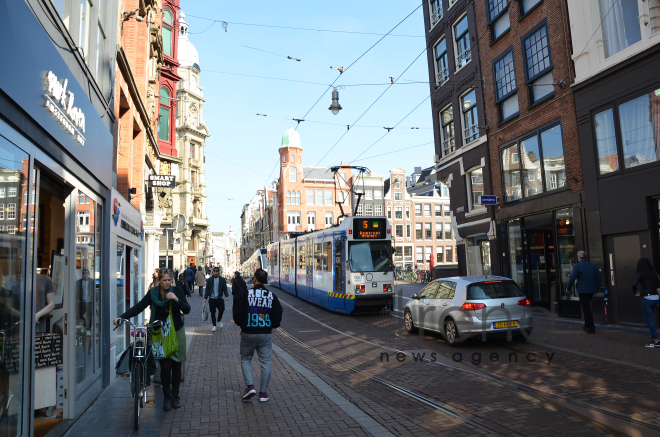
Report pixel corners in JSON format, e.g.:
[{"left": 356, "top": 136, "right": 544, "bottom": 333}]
[{"left": 348, "top": 241, "right": 392, "bottom": 273}]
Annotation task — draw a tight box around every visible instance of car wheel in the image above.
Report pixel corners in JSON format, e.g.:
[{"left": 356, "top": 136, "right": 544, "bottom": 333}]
[
  {"left": 404, "top": 310, "right": 418, "bottom": 333},
  {"left": 444, "top": 319, "right": 461, "bottom": 347}
]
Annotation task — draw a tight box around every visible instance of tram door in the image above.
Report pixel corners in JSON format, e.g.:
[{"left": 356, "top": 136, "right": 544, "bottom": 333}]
[{"left": 333, "top": 238, "right": 345, "bottom": 312}]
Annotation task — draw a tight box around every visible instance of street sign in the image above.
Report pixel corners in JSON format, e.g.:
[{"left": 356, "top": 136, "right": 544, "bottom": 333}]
[
  {"left": 172, "top": 214, "right": 186, "bottom": 233},
  {"left": 478, "top": 195, "right": 498, "bottom": 205},
  {"left": 148, "top": 174, "right": 176, "bottom": 188}
]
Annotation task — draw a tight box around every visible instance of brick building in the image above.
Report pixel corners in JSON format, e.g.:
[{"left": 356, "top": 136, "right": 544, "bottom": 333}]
[
  {"left": 474, "top": 0, "right": 584, "bottom": 317},
  {"left": 276, "top": 128, "right": 351, "bottom": 239}
]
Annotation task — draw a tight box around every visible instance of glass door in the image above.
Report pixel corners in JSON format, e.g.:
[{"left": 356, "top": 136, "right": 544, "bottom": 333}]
[{"left": 525, "top": 230, "right": 554, "bottom": 309}]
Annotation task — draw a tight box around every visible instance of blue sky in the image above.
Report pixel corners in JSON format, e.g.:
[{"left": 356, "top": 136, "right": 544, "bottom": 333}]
[{"left": 182, "top": 0, "right": 434, "bottom": 236}]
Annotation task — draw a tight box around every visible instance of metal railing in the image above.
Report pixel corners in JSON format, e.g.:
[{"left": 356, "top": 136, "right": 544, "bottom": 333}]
[
  {"left": 436, "top": 67, "right": 449, "bottom": 87},
  {"left": 442, "top": 137, "right": 455, "bottom": 156},
  {"left": 457, "top": 47, "right": 472, "bottom": 67},
  {"left": 431, "top": 6, "right": 442, "bottom": 26},
  {"left": 463, "top": 124, "right": 479, "bottom": 143}
]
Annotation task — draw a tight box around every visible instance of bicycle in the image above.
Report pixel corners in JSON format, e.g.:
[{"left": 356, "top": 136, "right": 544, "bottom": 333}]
[{"left": 114, "top": 319, "right": 162, "bottom": 431}]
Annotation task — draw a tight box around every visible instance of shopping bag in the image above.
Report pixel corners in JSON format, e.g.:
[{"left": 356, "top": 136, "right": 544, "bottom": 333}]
[
  {"left": 115, "top": 345, "right": 132, "bottom": 375},
  {"left": 151, "top": 304, "right": 178, "bottom": 359},
  {"left": 202, "top": 302, "right": 208, "bottom": 322}
]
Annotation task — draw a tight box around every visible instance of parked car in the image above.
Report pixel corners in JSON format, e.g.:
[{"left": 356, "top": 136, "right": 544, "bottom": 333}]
[{"left": 404, "top": 276, "right": 533, "bottom": 346}]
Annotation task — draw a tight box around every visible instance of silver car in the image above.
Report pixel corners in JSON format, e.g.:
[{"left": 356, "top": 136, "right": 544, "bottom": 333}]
[{"left": 403, "top": 276, "right": 533, "bottom": 346}]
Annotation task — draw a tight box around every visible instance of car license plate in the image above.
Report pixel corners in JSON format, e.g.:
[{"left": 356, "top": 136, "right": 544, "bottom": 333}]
[{"left": 494, "top": 321, "right": 518, "bottom": 329}]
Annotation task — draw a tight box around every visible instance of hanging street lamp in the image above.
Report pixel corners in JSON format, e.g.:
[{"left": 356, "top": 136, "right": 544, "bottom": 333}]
[{"left": 329, "top": 87, "right": 342, "bottom": 115}]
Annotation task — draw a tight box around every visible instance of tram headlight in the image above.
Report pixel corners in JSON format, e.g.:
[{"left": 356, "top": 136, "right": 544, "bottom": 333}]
[
  {"left": 355, "top": 284, "right": 365, "bottom": 293},
  {"left": 383, "top": 284, "right": 392, "bottom": 292}
]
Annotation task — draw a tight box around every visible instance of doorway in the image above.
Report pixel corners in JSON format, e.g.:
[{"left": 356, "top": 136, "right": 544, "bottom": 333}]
[{"left": 524, "top": 229, "right": 556, "bottom": 310}]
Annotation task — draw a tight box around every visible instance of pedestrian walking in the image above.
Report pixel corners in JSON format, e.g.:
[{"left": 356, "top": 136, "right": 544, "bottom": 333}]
[
  {"left": 231, "top": 271, "right": 248, "bottom": 322},
  {"left": 148, "top": 268, "right": 160, "bottom": 290},
  {"left": 205, "top": 263, "right": 211, "bottom": 276},
  {"left": 184, "top": 264, "right": 195, "bottom": 296},
  {"left": 195, "top": 266, "right": 206, "bottom": 297},
  {"left": 173, "top": 266, "right": 179, "bottom": 281},
  {"left": 632, "top": 258, "right": 660, "bottom": 347},
  {"left": 114, "top": 269, "right": 190, "bottom": 411},
  {"left": 233, "top": 268, "right": 282, "bottom": 402},
  {"left": 176, "top": 273, "right": 190, "bottom": 297},
  {"left": 566, "top": 251, "right": 602, "bottom": 334},
  {"left": 203, "top": 267, "right": 228, "bottom": 331}
]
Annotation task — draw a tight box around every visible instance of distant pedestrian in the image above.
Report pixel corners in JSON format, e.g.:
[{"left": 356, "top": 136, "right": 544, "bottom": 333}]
[
  {"left": 149, "top": 268, "right": 160, "bottom": 290},
  {"left": 176, "top": 273, "right": 189, "bottom": 297},
  {"left": 184, "top": 264, "right": 195, "bottom": 296},
  {"left": 566, "top": 251, "right": 602, "bottom": 334},
  {"left": 632, "top": 258, "right": 660, "bottom": 348},
  {"left": 233, "top": 268, "right": 282, "bottom": 402},
  {"left": 231, "top": 271, "right": 248, "bottom": 322},
  {"left": 204, "top": 267, "right": 228, "bottom": 331},
  {"left": 173, "top": 266, "right": 179, "bottom": 281},
  {"left": 205, "top": 263, "right": 212, "bottom": 276},
  {"left": 195, "top": 266, "right": 206, "bottom": 297}
]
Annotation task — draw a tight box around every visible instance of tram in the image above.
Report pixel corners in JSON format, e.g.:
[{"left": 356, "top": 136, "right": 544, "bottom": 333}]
[
  {"left": 241, "top": 248, "right": 267, "bottom": 280},
  {"left": 266, "top": 216, "right": 395, "bottom": 314}
]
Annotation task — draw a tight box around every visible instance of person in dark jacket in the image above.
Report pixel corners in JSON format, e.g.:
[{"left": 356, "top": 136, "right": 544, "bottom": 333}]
[
  {"left": 204, "top": 267, "right": 228, "bottom": 331},
  {"left": 184, "top": 264, "right": 196, "bottom": 295},
  {"left": 233, "top": 268, "right": 282, "bottom": 403},
  {"left": 566, "top": 251, "right": 602, "bottom": 334},
  {"left": 632, "top": 258, "right": 660, "bottom": 347},
  {"left": 176, "top": 274, "right": 190, "bottom": 297},
  {"left": 231, "top": 272, "right": 249, "bottom": 323},
  {"left": 114, "top": 269, "right": 190, "bottom": 411}
]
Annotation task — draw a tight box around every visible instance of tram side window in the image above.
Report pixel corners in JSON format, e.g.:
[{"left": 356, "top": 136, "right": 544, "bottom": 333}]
[
  {"left": 299, "top": 245, "right": 306, "bottom": 269},
  {"left": 314, "top": 243, "right": 322, "bottom": 270},
  {"left": 324, "top": 242, "right": 332, "bottom": 271}
]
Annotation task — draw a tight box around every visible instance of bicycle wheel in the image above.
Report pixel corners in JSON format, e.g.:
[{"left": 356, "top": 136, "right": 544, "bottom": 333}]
[{"left": 133, "top": 363, "right": 142, "bottom": 431}]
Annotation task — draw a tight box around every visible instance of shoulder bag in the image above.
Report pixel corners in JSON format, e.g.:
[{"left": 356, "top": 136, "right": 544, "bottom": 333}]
[{"left": 151, "top": 303, "right": 178, "bottom": 359}]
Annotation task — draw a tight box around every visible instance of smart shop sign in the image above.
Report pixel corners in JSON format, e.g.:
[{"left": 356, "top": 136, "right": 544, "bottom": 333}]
[
  {"left": 148, "top": 174, "right": 176, "bottom": 188},
  {"left": 44, "top": 71, "right": 86, "bottom": 146}
]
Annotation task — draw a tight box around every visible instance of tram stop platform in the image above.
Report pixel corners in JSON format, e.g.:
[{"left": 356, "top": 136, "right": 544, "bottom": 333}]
[{"left": 47, "top": 292, "right": 386, "bottom": 437}]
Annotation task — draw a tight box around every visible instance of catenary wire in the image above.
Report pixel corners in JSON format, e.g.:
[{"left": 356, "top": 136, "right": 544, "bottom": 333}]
[{"left": 352, "top": 141, "right": 435, "bottom": 162}]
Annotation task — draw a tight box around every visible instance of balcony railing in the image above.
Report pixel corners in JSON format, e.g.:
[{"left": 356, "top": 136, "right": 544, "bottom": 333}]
[
  {"left": 464, "top": 124, "right": 479, "bottom": 143},
  {"left": 189, "top": 157, "right": 201, "bottom": 168},
  {"left": 77, "top": 225, "right": 91, "bottom": 233},
  {"left": 436, "top": 67, "right": 449, "bottom": 87},
  {"left": 442, "top": 137, "right": 455, "bottom": 156},
  {"left": 431, "top": 6, "right": 442, "bottom": 26},
  {"left": 457, "top": 47, "right": 472, "bottom": 68}
]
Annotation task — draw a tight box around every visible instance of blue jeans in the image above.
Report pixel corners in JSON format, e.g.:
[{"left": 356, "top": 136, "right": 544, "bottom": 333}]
[
  {"left": 641, "top": 298, "right": 659, "bottom": 341},
  {"left": 240, "top": 333, "right": 272, "bottom": 393},
  {"left": 199, "top": 286, "right": 204, "bottom": 296},
  {"left": 186, "top": 281, "right": 194, "bottom": 295}
]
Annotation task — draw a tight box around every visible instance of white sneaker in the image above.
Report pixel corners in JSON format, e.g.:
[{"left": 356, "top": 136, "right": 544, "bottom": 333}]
[
  {"left": 219, "top": 322, "right": 223, "bottom": 328},
  {"left": 212, "top": 326, "right": 217, "bottom": 332}
]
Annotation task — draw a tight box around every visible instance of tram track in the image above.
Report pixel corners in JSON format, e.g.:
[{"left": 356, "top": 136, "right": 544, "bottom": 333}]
[{"left": 274, "top": 294, "right": 657, "bottom": 436}]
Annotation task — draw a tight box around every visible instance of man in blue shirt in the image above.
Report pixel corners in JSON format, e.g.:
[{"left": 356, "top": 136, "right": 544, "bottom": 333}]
[{"left": 566, "top": 251, "right": 602, "bottom": 334}]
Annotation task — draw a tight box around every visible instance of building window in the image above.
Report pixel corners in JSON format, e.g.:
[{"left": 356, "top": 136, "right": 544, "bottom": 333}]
[
  {"left": 296, "top": 191, "right": 301, "bottom": 204},
  {"left": 395, "top": 207, "right": 403, "bottom": 219},
  {"left": 493, "top": 48, "right": 519, "bottom": 122},
  {"left": 454, "top": 16, "right": 471, "bottom": 69},
  {"left": 22, "top": 190, "right": 27, "bottom": 205},
  {"left": 462, "top": 90, "right": 479, "bottom": 143},
  {"left": 162, "top": 8, "right": 174, "bottom": 57},
  {"left": 283, "top": 155, "right": 286, "bottom": 163},
  {"left": 396, "top": 225, "right": 403, "bottom": 237},
  {"left": 416, "top": 247, "right": 424, "bottom": 263},
  {"left": 523, "top": 22, "right": 554, "bottom": 105},
  {"left": 600, "top": 0, "right": 642, "bottom": 58},
  {"left": 365, "top": 190, "right": 373, "bottom": 200},
  {"left": 487, "top": 0, "right": 510, "bottom": 41},
  {"left": 444, "top": 204, "right": 450, "bottom": 217},
  {"left": 190, "top": 143, "right": 195, "bottom": 159},
  {"left": 430, "top": 0, "right": 443, "bottom": 27},
  {"left": 436, "top": 246, "right": 444, "bottom": 263},
  {"left": 405, "top": 206, "right": 410, "bottom": 218},
  {"left": 618, "top": 91, "right": 660, "bottom": 169},
  {"left": 415, "top": 223, "right": 423, "bottom": 240},
  {"left": 436, "top": 223, "right": 442, "bottom": 240},
  {"left": 79, "top": 0, "right": 91, "bottom": 60},
  {"left": 356, "top": 204, "right": 364, "bottom": 216},
  {"left": 374, "top": 189, "right": 382, "bottom": 199},
  {"left": 387, "top": 206, "right": 392, "bottom": 219},
  {"left": 414, "top": 204, "right": 422, "bottom": 217},
  {"left": 7, "top": 204, "right": 16, "bottom": 220},
  {"left": 8, "top": 187, "right": 16, "bottom": 197},
  {"left": 325, "top": 190, "right": 333, "bottom": 205},
  {"left": 365, "top": 204, "right": 373, "bottom": 216},
  {"left": 96, "top": 19, "right": 106, "bottom": 81},
  {"left": 446, "top": 246, "right": 454, "bottom": 263},
  {"left": 521, "top": 0, "right": 543, "bottom": 15},
  {"left": 444, "top": 223, "right": 452, "bottom": 240},
  {"left": 395, "top": 192, "right": 402, "bottom": 201},
  {"left": 467, "top": 168, "right": 485, "bottom": 211},
  {"left": 307, "top": 212, "right": 316, "bottom": 230},
  {"left": 7, "top": 225, "right": 15, "bottom": 235},
  {"left": 0, "top": 188, "right": 4, "bottom": 198},
  {"left": 375, "top": 205, "right": 383, "bottom": 216},
  {"left": 0, "top": 204, "right": 4, "bottom": 220},
  {"left": 325, "top": 212, "right": 333, "bottom": 226},
  {"left": 434, "top": 38, "right": 449, "bottom": 86},
  {"left": 339, "top": 172, "right": 347, "bottom": 187},
  {"left": 287, "top": 212, "right": 301, "bottom": 229},
  {"left": 289, "top": 168, "right": 297, "bottom": 182},
  {"left": 394, "top": 180, "right": 400, "bottom": 189},
  {"left": 500, "top": 123, "right": 566, "bottom": 203},
  {"left": 442, "top": 185, "right": 450, "bottom": 197},
  {"left": 650, "top": 0, "right": 660, "bottom": 36},
  {"left": 434, "top": 205, "right": 441, "bottom": 217},
  {"left": 291, "top": 155, "right": 295, "bottom": 162},
  {"left": 594, "top": 108, "right": 618, "bottom": 175},
  {"left": 158, "top": 87, "right": 171, "bottom": 141},
  {"left": 423, "top": 204, "right": 430, "bottom": 217},
  {"left": 307, "top": 189, "right": 314, "bottom": 205},
  {"left": 316, "top": 189, "right": 323, "bottom": 205},
  {"left": 406, "top": 224, "right": 411, "bottom": 238},
  {"left": 425, "top": 223, "right": 432, "bottom": 239}
]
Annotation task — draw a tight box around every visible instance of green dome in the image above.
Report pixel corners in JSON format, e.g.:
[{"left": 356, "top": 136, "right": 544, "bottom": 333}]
[{"left": 281, "top": 127, "right": 301, "bottom": 149}]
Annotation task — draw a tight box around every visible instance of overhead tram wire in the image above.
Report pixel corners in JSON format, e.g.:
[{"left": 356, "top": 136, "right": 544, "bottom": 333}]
[
  {"left": 185, "top": 14, "right": 425, "bottom": 38},
  {"left": 204, "top": 152, "right": 272, "bottom": 177},
  {"left": 296, "top": 1, "right": 425, "bottom": 125},
  {"left": 353, "top": 141, "right": 435, "bottom": 162},
  {"left": 202, "top": 69, "right": 431, "bottom": 86}
]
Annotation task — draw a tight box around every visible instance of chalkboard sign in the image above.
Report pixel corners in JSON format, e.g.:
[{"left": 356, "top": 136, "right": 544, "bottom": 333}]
[{"left": 35, "top": 334, "right": 62, "bottom": 368}]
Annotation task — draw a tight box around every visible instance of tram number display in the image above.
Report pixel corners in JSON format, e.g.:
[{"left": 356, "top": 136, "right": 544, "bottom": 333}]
[{"left": 353, "top": 218, "right": 386, "bottom": 239}]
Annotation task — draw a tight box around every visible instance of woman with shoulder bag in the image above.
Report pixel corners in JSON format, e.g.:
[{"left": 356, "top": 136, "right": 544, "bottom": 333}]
[
  {"left": 114, "top": 269, "right": 191, "bottom": 410},
  {"left": 632, "top": 258, "right": 660, "bottom": 348},
  {"left": 195, "top": 266, "right": 206, "bottom": 297}
]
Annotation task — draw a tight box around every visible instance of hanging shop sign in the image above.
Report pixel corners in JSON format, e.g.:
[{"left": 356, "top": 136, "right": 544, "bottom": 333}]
[
  {"left": 44, "top": 71, "right": 86, "bottom": 146},
  {"left": 148, "top": 174, "right": 176, "bottom": 188}
]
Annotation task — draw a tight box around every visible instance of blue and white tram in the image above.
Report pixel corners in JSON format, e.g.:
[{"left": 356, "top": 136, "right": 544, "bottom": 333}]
[
  {"left": 241, "top": 248, "right": 267, "bottom": 280},
  {"left": 266, "top": 217, "right": 394, "bottom": 314}
]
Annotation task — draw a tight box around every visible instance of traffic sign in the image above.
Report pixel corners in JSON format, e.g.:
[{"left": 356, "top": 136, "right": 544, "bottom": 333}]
[{"left": 478, "top": 195, "right": 498, "bottom": 205}]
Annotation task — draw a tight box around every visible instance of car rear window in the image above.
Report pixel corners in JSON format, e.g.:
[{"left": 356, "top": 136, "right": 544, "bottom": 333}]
[{"left": 467, "top": 281, "right": 524, "bottom": 300}]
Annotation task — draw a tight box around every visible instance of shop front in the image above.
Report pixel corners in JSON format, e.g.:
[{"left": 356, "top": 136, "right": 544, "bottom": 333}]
[
  {"left": 0, "top": 2, "right": 113, "bottom": 435},
  {"left": 109, "top": 190, "right": 145, "bottom": 371}
]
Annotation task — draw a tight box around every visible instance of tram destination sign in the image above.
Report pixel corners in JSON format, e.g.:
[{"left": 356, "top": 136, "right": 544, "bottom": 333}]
[
  {"left": 353, "top": 218, "right": 387, "bottom": 240},
  {"left": 148, "top": 174, "right": 176, "bottom": 188}
]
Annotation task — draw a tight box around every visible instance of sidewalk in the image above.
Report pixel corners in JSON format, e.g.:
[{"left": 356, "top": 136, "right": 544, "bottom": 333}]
[{"left": 57, "top": 293, "right": 378, "bottom": 437}]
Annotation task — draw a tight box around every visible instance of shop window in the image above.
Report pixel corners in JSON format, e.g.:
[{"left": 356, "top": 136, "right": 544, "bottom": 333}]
[
  {"left": 462, "top": 90, "right": 479, "bottom": 143},
  {"left": 429, "top": 0, "right": 443, "bottom": 27},
  {"left": 454, "top": 15, "right": 471, "bottom": 69},
  {"left": 618, "top": 91, "right": 660, "bottom": 169},
  {"left": 487, "top": 0, "right": 510, "bottom": 41},
  {"left": 415, "top": 223, "right": 423, "bottom": 240},
  {"left": 162, "top": 8, "right": 174, "bottom": 57},
  {"left": 493, "top": 48, "right": 519, "bottom": 122},
  {"left": 523, "top": 22, "right": 554, "bottom": 105},
  {"left": 600, "top": 0, "right": 641, "bottom": 58},
  {"left": 158, "top": 87, "right": 170, "bottom": 141},
  {"left": 556, "top": 209, "right": 578, "bottom": 300},
  {"left": 440, "top": 106, "right": 455, "bottom": 157},
  {"left": 434, "top": 38, "right": 449, "bottom": 86},
  {"left": 594, "top": 108, "right": 618, "bottom": 175},
  {"left": 466, "top": 236, "right": 491, "bottom": 276}
]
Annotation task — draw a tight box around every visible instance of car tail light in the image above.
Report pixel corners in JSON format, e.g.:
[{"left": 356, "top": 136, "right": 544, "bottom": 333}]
[
  {"left": 383, "top": 284, "right": 392, "bottom": 292},
  {"left": 518, "top": 299, "right": 531, "bottom": 306},
  {"left": 355, "top": 285, "right": 365, "bottom": 293},
  {"left": 460, "top": 302, "right": 486, "bottom": 311}
]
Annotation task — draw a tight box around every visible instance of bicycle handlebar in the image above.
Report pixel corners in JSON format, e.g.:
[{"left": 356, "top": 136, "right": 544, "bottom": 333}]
[{"left": 113, "top": 319, "right": 162, "bottom": 331}]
